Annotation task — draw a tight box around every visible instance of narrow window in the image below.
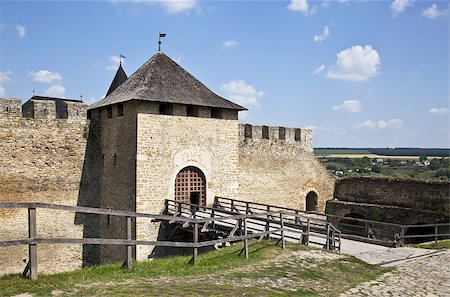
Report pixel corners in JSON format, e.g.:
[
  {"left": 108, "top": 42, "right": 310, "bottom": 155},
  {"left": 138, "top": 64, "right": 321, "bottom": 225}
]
[
  {"left": 76, "top": 109, "right": 79, "bottom": 116},
  {"left": 107, "top": 106, "right": 113, "bottom": 118},
  {"left": 262, "top": 126, "right": 269, "bottom": 139},
  {"left": 295, "top": 128, "right": 301, "bottom": 141},
  {"left": 244, "top": 124, "right": 252, "bottom": 138},
  {"left": 87, "top": 110, "right": 92, "bottom": 120},
  {"left": 117, "top": 103, "right": 124, "bottom": 117},
  {"left": 159, "top": 103, "right": 173, "bottom": 115},
  {"left": 211, "top": 108, "right": 222, "bottom": 119},
  {"left": 279, "top": 127, "right": 286, "bottom": 140},
  {"left": 187, "top": 105, "right": 199, "bottom": 117},
  {"left": 4, "top": 106, "right": 9, "bottom": 112},
  {"left": 113, "top": 154, "right": 117, "bottom": 166}
]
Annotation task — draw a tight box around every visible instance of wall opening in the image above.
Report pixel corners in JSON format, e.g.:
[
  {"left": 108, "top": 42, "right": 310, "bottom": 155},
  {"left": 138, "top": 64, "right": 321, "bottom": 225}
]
[
  {"left": 211, "top": 108, "right": 223, "bottom": 119},
  {"left": 244, "top": 124, "right": 252, "bottom": 138},
  {"left": 295, "top": 128, "right": 301, "bottom": 141},
  {"left": 262, "top": 126, "right": 269, "bottom": 139},
  {"left": 107, "top": 106, "right": 113, "bottom": 118},
  {"left": 305, "top": 191, "right": 318, "bottom": 211},
  {"left": 279, "top": 127, "right": 286, "bottom": 140},
  {"left": 187, "top": 105, "right": 199, "bottom": 117},
  {"left": 175, "top": 166, "right": 206, "bottom": 206},
  {"left": 117, "top": 103, "right": 124, "bottom": 117},
  {"left": 337, "top": 213, "right": 367, "bottom": 237},
  {"left": 159, "top": 103, "right": 173, "bottom": 115}
]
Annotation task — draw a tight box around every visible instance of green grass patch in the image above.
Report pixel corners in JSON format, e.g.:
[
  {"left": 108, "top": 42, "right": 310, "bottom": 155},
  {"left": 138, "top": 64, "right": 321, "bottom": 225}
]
[
  {"left": 409, "top": 239, "right": 450, "bottom": 250},
  {"left": 0, "top": 241, "right": 391, "bottom": 297}
]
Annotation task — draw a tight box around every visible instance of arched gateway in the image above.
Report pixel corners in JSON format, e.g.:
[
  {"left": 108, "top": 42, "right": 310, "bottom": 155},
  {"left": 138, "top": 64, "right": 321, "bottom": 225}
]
[{"left": 175, "top": 166, "right": 206, "bottom": 206}]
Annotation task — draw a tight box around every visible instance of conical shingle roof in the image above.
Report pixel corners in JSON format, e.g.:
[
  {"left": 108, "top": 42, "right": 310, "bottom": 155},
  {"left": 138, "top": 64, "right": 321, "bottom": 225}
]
[
  {"left": 106, "top": 64, "right": 128, "bottom": 97},
  {"left": 89, "top": 52, "right": 246, "bottom": 111}
]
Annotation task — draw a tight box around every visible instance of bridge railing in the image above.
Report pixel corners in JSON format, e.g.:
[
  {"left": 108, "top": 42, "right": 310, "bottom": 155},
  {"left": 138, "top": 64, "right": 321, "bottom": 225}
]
[
  {"left": 165, "top": 199, "right": 341, "bottom": 253},
  {"left": 214, "top": 197, "right": 450, "bottom": 247}
]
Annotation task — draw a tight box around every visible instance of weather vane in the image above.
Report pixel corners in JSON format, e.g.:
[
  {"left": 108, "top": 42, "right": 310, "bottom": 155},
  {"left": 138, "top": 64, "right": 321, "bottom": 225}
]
[
  {"left": 119, "top": 54, "right": 126, "bottom": 65},
  {"left": 158, "top": 32, "right": 166, "bottom": 52}
]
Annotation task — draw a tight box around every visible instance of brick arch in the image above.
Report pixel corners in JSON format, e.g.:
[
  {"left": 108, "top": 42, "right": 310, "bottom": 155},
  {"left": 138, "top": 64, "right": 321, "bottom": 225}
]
[{"left": 174, "top": 166, "right": 206, "bottom": 206}]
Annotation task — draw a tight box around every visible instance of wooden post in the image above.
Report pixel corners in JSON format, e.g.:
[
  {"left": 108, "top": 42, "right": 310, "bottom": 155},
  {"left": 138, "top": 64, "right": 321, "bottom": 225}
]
[
  {"left": 364, "top": 222, "right": 368, "bottom": 237},
  {"left": 244, "top": 218, "right": 249, "bottom": 259},
  {"left": 192, "top": 223, "right": 198, "bottom": 265},
  {"left": 280, "top": 212, "right": 285, "bottom": 250},
  {"left": 265, "top": 206, "right": 270, "bottom": 239},
  {"left": 295, "top": 211, "right": 299, "bottom": 224},
  {"left": 126, "top": 216, "right": 132, "bottom": 270},
  {"left": 435, "top": 226, "right": 438, "bottom": 243},
  {"left": 28, "top": 207, "right": 37, "bottom": 281},
  {"left": 305, "top": 218, "right": 310, "bottom": 246},
  {"left": 400, "top": 227, "right": 405, "bottom": 247},
  {"left": 178, "top": 202, "right": 182, "bottom": 216},
  {"left": 326, "top": 223, "right": 330, "bottom": 250},
  {"left": 246, "top": 202, "right": 250, "bottom": 214}
]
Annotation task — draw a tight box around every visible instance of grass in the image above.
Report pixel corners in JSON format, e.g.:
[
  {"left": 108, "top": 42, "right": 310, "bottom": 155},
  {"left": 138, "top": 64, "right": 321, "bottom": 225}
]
[
  {"left": 409, "top": 239, "right": 450, "bottom": 250},
  {"left": 0, "top": 240, "right": 392, "bottom": 297}
]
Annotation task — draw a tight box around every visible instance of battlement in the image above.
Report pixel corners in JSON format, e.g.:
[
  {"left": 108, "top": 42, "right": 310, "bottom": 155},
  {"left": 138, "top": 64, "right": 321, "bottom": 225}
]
[
  {"left": 0, "top": 96, "right": 87, "bottom": 121},
  {"left": 239, "top": 123, "right": 313, "bottom": 152}
]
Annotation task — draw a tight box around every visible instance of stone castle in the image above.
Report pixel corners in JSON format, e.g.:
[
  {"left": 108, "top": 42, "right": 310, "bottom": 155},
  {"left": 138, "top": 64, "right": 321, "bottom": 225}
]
[{"left": 0, "top": 51, "right": 334, "bottom": 275}]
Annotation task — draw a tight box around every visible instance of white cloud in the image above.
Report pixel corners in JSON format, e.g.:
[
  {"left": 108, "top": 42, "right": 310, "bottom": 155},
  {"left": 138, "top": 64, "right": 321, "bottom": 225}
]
[
  {"left": 390, "top": 0, "right": 412, "bottom": 17},
  {"left": 355, "top": 118, "right": 403, "bottom": 130},
  {"left": 149, "top": 0, "right": 198, "bottom": 14},
  {"left": 45, "top": 85, "right": 65, "bottom": 97},
  {"left": 0, "top": 85, "right": 5, "bottom": 97},
  {"left": 16, "top": 24, "right": 26, "bottom": 38},
  {"left": 222, "top": 40, "right": 239, "bottom": 49},
  {"left": 287, "top": 0, "right": 309, "bottom": 14},
  {"left": 0, "top": 71, "right": 12, "bottom": 83},
  {"left": 106, "top": 55, "right": 122, "bottom": 70},
  {"left": 313, "top": 64, "right": 325, "bottom": 75},
  {"left": 29, "top": 70, "right": 62, "bottom": 84},
  {"left": 327, "top": 45, "right": 381, "bottom": 81},
  {"left": 220, "top": 80, "right": 264, "bottom": 108},
  {"left": 429, "top": 107, "right": 449, "bottom": 115},
  {"left": 422, "top": 4, "right": 447, "bottom": 19},
  {"left": 332, "top": 100, "right": 362, "bottom": 113},
  {"left": 313, "top": 26, "right": 330, "bottom": 43}
]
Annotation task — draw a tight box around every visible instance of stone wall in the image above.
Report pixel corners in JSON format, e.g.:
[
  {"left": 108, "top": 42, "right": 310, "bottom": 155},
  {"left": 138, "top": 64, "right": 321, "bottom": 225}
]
[
  {"left": 135, "top": 101, "right": 240, "bottom": 260},
  {"left": 333, "top": 177, "right": 450, "bottom": 214},
  {"left": 237, "top": 124, "right": 335, "bottom": 212},
  {"left": 0, "top": 97, "right": 88, "bottom": 275}
]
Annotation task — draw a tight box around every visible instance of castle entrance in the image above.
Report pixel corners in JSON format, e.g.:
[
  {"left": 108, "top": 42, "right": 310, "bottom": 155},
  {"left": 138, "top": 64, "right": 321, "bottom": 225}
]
[{"left": 175, "top": 166, "right": 206, "bottom": 206}]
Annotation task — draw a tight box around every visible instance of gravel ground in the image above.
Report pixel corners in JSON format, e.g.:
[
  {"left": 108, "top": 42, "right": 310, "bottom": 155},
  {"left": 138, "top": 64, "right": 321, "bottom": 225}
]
[{"left": 340, "top": 249, "right": 450, "bottom": 297}]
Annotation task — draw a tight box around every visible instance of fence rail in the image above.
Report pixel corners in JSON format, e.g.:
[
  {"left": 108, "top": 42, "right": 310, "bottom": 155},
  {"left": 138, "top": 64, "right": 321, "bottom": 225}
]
[{"left": 214, "top": 197, "right": 450, "bottom": 247}]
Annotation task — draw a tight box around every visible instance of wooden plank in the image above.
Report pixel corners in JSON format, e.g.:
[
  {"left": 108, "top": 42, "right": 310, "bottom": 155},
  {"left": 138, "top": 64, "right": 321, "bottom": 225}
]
[
  {"left": 126, "top": 216, "right": 132, "bottom": 270},
  {"left": 280, "top": 212, "right": 285, "bottom": 250},
  {"left": 192, "top": 223, "right": 198, "bottom": 265},
  {"left": 28, "top": 207, "right": 37, "bottom": 281},
  {"left": 243, "top": 218, "right": 248, "bottom": 259}
]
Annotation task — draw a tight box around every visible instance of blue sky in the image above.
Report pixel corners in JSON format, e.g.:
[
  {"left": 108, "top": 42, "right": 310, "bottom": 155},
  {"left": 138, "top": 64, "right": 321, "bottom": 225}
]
[{"left": 0, "top": 0, "right": 448, "bottom": 148}]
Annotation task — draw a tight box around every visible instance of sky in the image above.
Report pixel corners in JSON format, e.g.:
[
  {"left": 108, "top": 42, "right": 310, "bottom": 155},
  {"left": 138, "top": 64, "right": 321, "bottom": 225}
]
[{"left": 0, "top": 0, "right": 448, "bottom": 148}]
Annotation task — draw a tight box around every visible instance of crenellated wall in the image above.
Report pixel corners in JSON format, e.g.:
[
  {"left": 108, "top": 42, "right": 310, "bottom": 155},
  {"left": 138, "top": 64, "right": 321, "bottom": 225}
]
[
  {"left": 0, "top": 97, "right": 88, "bottom": 275},
  {"left": 237, "top": 124, "right": 335, "bottom": 212}
]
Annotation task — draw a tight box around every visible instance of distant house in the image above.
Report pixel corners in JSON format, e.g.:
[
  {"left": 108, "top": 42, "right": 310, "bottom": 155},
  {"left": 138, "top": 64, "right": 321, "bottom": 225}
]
[
  {"left": 376, "top": 158, "right": 384, "bottom": 163},
  {"left": 423, "top": 160, "right": 431, "bottom": 166},
  {"left": 335, "top": 171, "right": 344, "bottom": 176}
]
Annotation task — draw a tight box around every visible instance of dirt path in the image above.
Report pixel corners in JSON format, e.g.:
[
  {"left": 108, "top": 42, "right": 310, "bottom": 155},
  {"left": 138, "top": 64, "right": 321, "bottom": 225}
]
[{"left": 340, "top": 249, "right": 450, "bottom": 297}]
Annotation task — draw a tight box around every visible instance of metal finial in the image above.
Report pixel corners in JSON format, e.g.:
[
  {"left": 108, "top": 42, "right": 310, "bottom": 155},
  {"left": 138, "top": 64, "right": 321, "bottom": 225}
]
[
  {"left": 158, "top": 32, "right": 166, "bottom": 51},
  {"left": 120, "top": 54, "right": 126, "bottom": 65},
  {"left": 80, "top": 94, "right": 83, "bottom": 100},
  {"left": 32, "top": 90, "right": 35, "bottom": 96}
]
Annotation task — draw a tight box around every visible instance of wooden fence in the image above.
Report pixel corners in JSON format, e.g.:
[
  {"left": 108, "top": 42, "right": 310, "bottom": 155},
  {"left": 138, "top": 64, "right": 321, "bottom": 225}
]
[
  {"left": 0, "top": 200, "right": 341, "bottom": 281},
  {"left": 214, "top": 197, "right": 450, "bottom": 247}
]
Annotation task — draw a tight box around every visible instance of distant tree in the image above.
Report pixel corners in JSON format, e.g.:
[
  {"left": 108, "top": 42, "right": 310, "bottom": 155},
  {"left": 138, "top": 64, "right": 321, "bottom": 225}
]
[
  {"left": 428, "top": 159, "right": 440, "bottom": 170},
  {"left": 419, "top": 155, "right": 428, "bottom": 162},
  {"left": 435, "top": 169, "right": 450, "bottom": 178},
  {"left": 360, "top": 156, "right": 372, "bottom": 167},
  {"left": 372, "top": 165, "right": 381, "bottom": 173}
]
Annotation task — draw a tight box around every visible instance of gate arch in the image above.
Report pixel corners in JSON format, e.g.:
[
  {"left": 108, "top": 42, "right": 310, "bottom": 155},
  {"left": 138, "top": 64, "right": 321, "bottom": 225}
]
[{"left": 174, "top": 166, "right": 206, "bottom": 206}]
